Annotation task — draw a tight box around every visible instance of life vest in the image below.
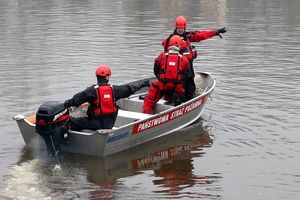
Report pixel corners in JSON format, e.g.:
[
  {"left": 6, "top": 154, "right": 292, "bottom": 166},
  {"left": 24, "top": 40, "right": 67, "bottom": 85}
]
[
  {"left": 158, "top": 52, "right": 185, "bottom": 83},
  {"left": 92, "top": 85, "right": 118, "bottom": 116}
]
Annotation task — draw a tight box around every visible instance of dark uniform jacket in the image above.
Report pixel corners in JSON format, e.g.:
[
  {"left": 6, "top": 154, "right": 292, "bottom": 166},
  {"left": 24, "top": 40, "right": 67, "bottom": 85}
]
[{"left": 64, "top": 79, "right": 145, "bottom": 130}]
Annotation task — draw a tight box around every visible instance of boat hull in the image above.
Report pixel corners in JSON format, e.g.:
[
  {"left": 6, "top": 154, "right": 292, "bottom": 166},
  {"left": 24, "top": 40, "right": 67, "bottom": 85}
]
[
  {"left": 103, "top": 94, "right": 209, "bottom": 156},
  {"left": 13, "top": 72, "right": 216, "bottom": 157}
]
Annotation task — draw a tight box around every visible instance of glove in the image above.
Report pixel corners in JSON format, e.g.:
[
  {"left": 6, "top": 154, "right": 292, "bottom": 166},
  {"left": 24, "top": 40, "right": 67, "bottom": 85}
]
[
  {"left": 138, "top": 80, "right": 150, "bottom": 88},
  {"left": 216, "top": 27, "right": 226, "bottom": 34}
]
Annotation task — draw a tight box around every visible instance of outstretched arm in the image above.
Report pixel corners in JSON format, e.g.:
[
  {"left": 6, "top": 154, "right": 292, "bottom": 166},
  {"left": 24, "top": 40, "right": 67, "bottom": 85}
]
[
  {"left": 189, "top": 27, "right": 226, "bottom": 42},
  {"left": 189, "top": 30, "right": 217, "bottom": 42},
  {"left": 113, "top": 81, "right": 150, "bottom": 100}
]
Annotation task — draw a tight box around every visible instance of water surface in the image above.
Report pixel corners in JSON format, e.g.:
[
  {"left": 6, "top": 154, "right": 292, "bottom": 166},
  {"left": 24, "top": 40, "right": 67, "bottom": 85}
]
[{"left": 0, "top": 0, "right": 299, "bottom": 199}]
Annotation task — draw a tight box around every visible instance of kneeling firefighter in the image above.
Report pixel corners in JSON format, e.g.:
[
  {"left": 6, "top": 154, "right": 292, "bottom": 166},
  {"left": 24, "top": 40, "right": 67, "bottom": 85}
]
[{"left": 142, "top": 35, "right": 192, "bottom": 114}]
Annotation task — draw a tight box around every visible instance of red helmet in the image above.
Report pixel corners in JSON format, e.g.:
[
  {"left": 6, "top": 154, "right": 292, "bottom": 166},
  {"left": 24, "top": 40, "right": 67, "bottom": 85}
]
[
  {"left": 96, "top": 65, "right": 111, "bottom": 76},
  {"left": 168, "top": 35, "right": 184, "bottom": 48},
  {"left": 175, "top": 16, "right": 187, "bottom": 29}
]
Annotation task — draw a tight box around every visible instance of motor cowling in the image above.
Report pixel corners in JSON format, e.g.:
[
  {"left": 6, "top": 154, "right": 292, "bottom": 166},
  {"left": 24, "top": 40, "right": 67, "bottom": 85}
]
[{"left": 36, "top": 101, "right": 70, "bottom": 155}]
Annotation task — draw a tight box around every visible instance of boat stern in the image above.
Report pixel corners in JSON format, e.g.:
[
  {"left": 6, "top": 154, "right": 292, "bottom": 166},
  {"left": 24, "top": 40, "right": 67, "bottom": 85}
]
[{"left": 13, "top": 114, "right": 44, "bottom": 147}]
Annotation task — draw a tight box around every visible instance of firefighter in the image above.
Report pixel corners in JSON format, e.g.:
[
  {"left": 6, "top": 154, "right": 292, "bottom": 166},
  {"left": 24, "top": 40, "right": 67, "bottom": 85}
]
[
  {"left": 142, "top": 35, "right": 192, "bottom": 114},
  {"left": 64, "top": 65, "right": 150, "bottom": 131},
  {"left": 162, "top": 16, "right": 226, "bottom": 101}
]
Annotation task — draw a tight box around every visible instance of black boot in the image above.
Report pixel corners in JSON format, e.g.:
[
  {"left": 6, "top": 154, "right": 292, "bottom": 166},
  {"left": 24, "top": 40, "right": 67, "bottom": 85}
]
[{"left": 171, "top": 93, "right": 182, "bottom": 106}]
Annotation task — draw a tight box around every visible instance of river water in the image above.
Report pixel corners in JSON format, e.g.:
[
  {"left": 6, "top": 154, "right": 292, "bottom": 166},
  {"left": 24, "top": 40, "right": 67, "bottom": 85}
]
[{"left": 0, "top": 0, "right": 299, "bottom": 199}]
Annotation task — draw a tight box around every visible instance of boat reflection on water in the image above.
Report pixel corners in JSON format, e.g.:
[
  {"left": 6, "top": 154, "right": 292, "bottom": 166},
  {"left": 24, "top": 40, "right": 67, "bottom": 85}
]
[
  {"left": 74, "top": 119, "right": 213, "bottom": 182},
  {"left": 17, "top": 119, "right": 219, "bottom": 198}
]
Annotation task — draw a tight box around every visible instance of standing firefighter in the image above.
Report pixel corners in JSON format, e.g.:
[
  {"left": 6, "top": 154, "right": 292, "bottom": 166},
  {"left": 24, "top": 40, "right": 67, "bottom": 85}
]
[{"left": 162, "top": 16, "right": 226, "bottom": 100}]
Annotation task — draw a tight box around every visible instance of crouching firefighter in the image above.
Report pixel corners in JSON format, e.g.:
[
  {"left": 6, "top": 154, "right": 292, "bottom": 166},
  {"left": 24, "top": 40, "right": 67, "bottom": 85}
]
[
  {"left": 142, "top": 35, "right": 192, "bottom": 114},
  {"left": 63, "top": 65, "right": 150, "bottom": 131}
]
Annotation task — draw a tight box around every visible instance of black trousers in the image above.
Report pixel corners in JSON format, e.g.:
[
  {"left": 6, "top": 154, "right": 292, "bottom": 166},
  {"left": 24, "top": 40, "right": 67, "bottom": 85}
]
[
  {"left": 184, "top": 77, "right": 196, "bottom": 101},
  {"left": 183, "top": 60, "right": 196, "bottom": 101},
  {"left": 69, "top": 116, "right": 115, "bottom": 131}
]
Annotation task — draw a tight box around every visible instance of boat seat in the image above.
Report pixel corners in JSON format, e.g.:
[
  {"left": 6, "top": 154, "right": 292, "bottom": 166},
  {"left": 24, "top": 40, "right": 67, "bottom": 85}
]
[
  {"left": 119, "top": 97, "right": 174, "bottom": 114},
  {"left": 117, "top": 109, "right": 152, "bottom": 120}
]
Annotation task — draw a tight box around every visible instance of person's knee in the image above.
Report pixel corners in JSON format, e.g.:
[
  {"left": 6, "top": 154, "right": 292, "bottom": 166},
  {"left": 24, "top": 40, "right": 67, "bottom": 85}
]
[{"left": 175, "top": 84, "right": 185, "bottom": 96}]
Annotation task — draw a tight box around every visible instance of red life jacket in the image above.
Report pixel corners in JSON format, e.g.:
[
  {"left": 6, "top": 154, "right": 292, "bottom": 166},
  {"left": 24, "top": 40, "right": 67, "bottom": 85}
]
[
  {"left": 92, "top": 85, "right": 118, "bottom": 116},
  {"left": 158, "top": 52, "right": 185, "bottom": 83}
]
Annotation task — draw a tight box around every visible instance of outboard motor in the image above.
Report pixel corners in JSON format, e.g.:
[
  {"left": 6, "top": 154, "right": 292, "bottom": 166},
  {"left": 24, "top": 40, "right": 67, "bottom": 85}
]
[{"left": 36, "top": 101, "right": 70, "bottom": 155}]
